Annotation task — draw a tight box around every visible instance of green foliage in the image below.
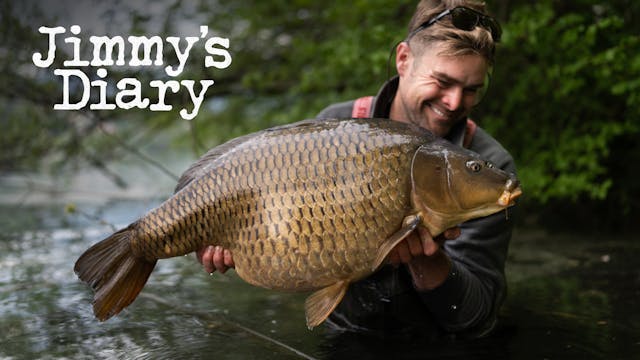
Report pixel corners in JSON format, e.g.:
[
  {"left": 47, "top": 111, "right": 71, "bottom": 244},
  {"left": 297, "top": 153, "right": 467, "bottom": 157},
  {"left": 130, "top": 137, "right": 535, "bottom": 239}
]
[
  {"left": 478, "top": 0, "right": 640, "bottom": 206},
  {"left": 202, "top": 0, "right": 415, "bottom": 125},
  {"left": 1, "top": 0, "right": 639, "bottom": 225},
  {"left": 185, "top": 0, "right": 415, "bottom": 149}
]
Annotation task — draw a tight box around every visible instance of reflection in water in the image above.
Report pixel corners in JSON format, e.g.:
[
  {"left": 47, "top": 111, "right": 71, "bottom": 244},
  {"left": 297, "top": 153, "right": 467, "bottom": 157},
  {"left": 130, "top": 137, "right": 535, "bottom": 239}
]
[{"left": 0, "top": 200, "right": 638, "bottom": 359}]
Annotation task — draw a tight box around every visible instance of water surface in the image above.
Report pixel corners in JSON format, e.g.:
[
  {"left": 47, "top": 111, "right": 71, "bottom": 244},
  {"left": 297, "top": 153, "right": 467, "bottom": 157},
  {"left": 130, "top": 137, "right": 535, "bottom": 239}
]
[{"left": 0, "top": 171, "right": 638, "bottom": 359}]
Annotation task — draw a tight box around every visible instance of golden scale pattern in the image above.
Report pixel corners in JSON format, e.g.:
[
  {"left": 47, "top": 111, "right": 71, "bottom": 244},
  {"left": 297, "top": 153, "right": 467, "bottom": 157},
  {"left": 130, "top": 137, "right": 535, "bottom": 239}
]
[{"left": 132, "top": 120, "right": 425, "bottom": 291}]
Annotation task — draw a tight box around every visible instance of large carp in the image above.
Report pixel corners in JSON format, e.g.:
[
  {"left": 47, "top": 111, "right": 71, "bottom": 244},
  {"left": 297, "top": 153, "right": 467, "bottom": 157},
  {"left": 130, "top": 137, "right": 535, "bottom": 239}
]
[{"left": 74, "top": 118, "right": 521, "bottom": 328}]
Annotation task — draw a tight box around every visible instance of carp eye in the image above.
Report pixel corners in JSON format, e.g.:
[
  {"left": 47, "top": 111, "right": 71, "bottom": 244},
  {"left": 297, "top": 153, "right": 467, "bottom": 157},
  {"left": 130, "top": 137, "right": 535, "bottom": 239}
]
[{"left": 466, "top": 160, "right": 483, "bottom": 173}]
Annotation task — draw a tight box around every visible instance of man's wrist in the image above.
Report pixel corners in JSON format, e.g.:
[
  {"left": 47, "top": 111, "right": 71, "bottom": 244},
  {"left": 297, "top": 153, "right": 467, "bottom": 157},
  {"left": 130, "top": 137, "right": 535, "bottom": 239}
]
[{"left": 407, "top": 250, "right": 452, "bottom": 291}]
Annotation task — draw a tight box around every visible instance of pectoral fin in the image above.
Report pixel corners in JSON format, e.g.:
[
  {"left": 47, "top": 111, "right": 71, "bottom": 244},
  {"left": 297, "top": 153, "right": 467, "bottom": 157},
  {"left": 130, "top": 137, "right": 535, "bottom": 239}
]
[
  {"left": 305, "top": 280, "right": 349, "bottom": 329},
  {"left": 371, "top": 214, "right": 421, "bottom": 271}
]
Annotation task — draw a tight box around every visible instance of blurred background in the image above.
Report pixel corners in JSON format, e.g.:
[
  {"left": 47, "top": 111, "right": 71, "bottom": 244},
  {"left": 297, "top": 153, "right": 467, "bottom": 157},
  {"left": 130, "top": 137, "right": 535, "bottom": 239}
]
[
  {"left": 2, "top": 0, "right": 639, "bottom": 230},
  {"left": 0, "top": 0, "right": 638, "bottom": 359}
]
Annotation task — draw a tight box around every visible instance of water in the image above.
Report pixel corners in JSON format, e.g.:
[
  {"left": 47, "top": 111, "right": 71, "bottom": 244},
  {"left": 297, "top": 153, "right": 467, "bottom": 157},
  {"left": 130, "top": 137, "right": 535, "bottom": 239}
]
[{"left": 1, "top": 172, "right": 638, "bottom": 359}]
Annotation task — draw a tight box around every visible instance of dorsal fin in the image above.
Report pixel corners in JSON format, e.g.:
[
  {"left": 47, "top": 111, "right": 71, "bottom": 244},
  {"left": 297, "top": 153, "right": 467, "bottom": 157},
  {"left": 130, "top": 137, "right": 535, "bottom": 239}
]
[
  {"left": 174, "top": 132, "right": 261, "bottom": 193},
  {"left": 174, "top": 120, "right": 322, "bottom": 193}
]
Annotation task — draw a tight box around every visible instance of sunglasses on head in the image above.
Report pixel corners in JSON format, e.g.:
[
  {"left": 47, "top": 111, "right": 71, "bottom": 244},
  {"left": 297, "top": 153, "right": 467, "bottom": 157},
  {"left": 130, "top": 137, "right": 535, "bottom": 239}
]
[{"left": 407, "top": 6, "right": 502, "bottom": 42}]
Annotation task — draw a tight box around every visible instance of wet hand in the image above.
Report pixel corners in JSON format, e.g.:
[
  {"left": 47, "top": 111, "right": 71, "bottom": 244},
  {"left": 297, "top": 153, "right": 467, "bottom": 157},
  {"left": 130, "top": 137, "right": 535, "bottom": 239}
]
[
  {"left": 387, "top": 226, "right": 460, "bottom": 291},
  {"left": 196, "top": 245, "right": 235, "bottom": 274},
  {"left": 387, "top": 226, "right": 460, "bottom": 265}
]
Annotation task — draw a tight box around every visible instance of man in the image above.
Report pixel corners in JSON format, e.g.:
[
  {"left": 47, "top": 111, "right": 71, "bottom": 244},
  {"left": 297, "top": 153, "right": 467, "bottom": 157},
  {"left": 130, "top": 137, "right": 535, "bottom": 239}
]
[{"left": 197, "top": 0, "right": 515, "bottom": 338}]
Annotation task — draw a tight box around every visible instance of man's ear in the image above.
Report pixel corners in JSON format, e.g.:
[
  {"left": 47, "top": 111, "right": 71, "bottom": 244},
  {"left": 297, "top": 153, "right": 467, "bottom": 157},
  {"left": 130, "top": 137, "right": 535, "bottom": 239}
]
[{"left": 396, "top": 42, "right": 413, "bottom": 77}]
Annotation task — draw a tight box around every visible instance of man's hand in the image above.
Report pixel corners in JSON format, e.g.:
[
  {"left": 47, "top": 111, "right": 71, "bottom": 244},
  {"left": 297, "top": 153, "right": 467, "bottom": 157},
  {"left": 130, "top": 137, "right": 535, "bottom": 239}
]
[
  {"left": 196, "top": 245, "right": 235, "bottom": 274},
  {"left": 387, "top": 227, "right": 461, "bottom": 291}
]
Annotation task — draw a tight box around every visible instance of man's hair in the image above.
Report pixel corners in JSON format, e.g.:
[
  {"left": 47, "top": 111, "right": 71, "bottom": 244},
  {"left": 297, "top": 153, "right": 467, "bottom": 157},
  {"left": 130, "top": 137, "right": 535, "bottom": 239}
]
[{"left": 407, "top": 0, "right": 497, "bottom": 65}]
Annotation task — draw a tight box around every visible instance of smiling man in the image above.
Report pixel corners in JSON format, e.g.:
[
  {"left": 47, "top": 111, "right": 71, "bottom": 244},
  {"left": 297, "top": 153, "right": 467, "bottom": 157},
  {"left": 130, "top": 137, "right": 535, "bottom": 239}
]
[
  {"left": 391, "top": 41, "right": 489, "bottom": 137},
  {"left": 198, "top": 0, "right": 516, "bottom": 338}
]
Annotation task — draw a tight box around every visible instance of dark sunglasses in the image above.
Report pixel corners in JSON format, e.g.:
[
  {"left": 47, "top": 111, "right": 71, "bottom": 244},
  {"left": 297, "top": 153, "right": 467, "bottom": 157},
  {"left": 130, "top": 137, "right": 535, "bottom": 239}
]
[{"left": 407, "top": 6, "right": 502, "bottom": 42}]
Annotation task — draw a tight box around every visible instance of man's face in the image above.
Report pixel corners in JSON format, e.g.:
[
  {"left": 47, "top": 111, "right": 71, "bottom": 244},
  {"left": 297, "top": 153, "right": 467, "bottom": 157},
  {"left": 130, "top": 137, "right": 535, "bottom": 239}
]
[{"left": 392, "top": 42, "right": 489, "bottom": 137}]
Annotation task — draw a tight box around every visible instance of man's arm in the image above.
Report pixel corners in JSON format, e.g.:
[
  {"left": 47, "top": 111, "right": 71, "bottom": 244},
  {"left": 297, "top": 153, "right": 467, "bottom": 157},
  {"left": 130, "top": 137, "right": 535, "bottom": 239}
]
[
  {"left": 418, "top": 211, "right": 514, "bottom": 335},
  {"left": 315, "top": 100, "right": 356, "bottom": 119}
]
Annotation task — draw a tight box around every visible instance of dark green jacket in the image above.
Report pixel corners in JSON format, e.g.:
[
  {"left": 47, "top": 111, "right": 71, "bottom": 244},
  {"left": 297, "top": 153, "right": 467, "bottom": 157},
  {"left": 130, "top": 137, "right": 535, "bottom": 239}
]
[{"left": 317, "top": 77, "right": 517, "bottom": 338}]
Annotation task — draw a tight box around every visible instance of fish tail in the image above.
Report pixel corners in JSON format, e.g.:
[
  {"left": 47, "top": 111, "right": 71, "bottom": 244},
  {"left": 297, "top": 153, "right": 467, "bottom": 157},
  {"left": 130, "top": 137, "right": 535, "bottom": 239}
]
[{"left": 74, "top": 225, "right": 156, "bottom": 321}]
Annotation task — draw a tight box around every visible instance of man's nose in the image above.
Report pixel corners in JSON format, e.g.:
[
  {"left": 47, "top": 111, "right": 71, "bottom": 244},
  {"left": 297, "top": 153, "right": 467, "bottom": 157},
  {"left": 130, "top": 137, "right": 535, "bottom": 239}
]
[{"left": 441, "top": 86, "right": 463, "bottom": 111}]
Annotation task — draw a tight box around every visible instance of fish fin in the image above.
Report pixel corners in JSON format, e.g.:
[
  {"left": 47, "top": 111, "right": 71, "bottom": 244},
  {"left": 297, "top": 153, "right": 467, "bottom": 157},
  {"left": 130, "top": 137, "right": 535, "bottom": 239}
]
[
  {"left": 371, "top": 214, "right": 421, "bottom": 271},
  {"left": 174, "top": 132, "right": 263, "bottom": 192},
  {"left": 305, "top": 281, "right": 349, "bottom": 329},
  {"left": 74, "top": 226, "right": 156, "bottom": 321},
  {"left": 174, "top": 119, "right": 325, "bottom": 192}
]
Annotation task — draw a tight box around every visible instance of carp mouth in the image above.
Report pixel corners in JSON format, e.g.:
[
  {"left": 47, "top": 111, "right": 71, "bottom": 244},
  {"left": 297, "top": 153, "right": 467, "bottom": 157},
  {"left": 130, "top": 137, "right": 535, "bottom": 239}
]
[{"left": 498, "top": 178, "right": 522, "bottom": 207}]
